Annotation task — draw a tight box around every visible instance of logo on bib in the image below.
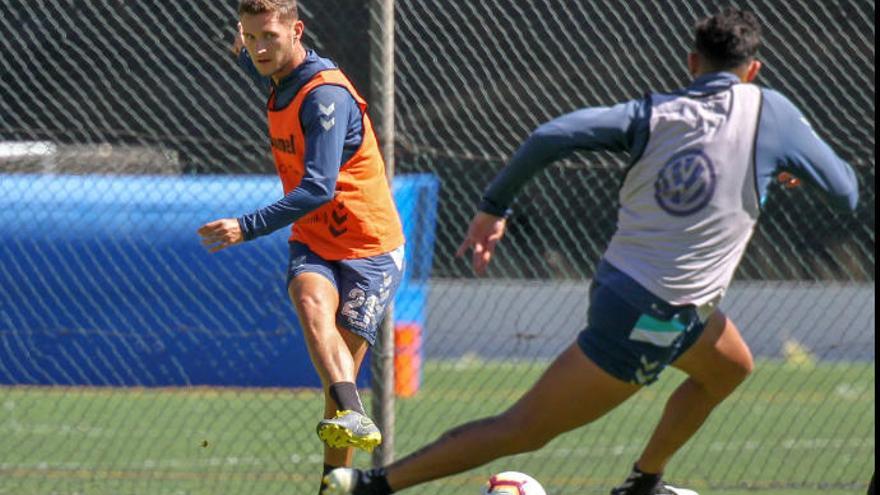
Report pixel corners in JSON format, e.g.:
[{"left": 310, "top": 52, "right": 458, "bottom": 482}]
[{"left": 654, "top": 149, "right": 716, "bottom": 216}]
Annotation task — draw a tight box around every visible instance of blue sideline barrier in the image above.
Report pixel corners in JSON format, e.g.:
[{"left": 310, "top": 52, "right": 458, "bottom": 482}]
[{"left": 0, "top": 173, "right": 438, "bottom": 388}]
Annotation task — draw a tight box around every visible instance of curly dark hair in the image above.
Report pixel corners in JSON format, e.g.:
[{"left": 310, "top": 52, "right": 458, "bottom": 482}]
[{"left": 695, "top": 7, "right": 762, "bottom": 70}]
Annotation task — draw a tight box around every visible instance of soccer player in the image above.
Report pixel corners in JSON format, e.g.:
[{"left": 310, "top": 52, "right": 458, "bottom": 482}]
[
  {"left": 323, "top": 7, "right": 858, "bottom": 495},
  {"left": 197, "top": 0, "right": 405, "bottom": 490}
]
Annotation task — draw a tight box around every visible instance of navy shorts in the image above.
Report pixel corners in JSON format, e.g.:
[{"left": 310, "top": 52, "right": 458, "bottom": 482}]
[
  {"left": 287, "top": 242, "right": 405, "bottom": 346},
  {"left": 577, "top": 279, "right": 706, "bottom": 386}
]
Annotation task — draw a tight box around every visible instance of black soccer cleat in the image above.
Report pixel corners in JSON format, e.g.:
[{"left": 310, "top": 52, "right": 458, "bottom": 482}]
[
  {"left": 321, "top": 467, "right": 392, "bottom": 495},
  {"left": 610, "top": 466, "right": 698, "bottom": 495}
]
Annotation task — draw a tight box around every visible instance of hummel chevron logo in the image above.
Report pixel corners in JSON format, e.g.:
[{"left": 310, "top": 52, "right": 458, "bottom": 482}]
[
  {"left": 633, "top": 355, "right": 662, "bottom": 385},
  {"left": 640, "top": 356, "right": 660, "bottom": 371},
  {"left": 319, "top": 102, "right": 335, "bottom": 116},
  {"left": 329, "top": 225, "right": 348, "bottom": 237},
  {"left": 320, "top": 117, "right": 336, "bottom": 131},
  {"left": 331, "top": 210, "right": 348, "bottom": 224},
  {"left": 328, "top": 202, "right": 348, "bottom": 237}
]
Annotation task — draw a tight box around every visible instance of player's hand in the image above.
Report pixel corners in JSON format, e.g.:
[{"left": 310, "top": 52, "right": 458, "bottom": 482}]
[
  {"left": 456, "top": 212, "right": 507, "bottom": 276},
  {"left": 229, "top": 22, "right": 244, "bottom": 57},
  {"left": 777, "top": 171, "right": 801, "bottom": 189},
  {"left": 197, "top": 218, "right": 244, "bottom": 253}
]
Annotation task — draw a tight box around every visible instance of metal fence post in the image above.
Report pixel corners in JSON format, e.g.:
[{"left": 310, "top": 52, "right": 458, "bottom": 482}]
[{"left": 369, "top": 0, "right": 396, "bottom": 467}]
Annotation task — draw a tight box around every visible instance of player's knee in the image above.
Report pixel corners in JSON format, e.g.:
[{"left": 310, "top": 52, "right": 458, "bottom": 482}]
[
  {"left": 729, "top": 352, "right": 754, "bottom": 388},
  {"left": 729, "top": 344, "right": 754, "bottom": 384},
  {"left": 292, "top": 292, "right": 333, "bottom": 320},
  {"left": 513, "top": 432, "right": 553, "bottom": 453},
  {"left": 497, "top": 411, "right": 555, "bottom": 453},
  {"left": 698, "top": 318, "right": 755, "bottom": 399},
  {"left": 513, "top": 429, "right": 554, "bottom": 453},
  {"left": 705, "top": 353, "right": 754, "bottom": 400}
]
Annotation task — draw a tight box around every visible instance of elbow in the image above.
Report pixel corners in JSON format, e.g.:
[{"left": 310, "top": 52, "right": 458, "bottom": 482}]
[
  {"left": 299, "top": 179, "right": 335, "bottom": 209},
  {"left": 839, "top": 176, "right": 859, "bottom": 212},
  {"left": 313, "top": 187, "right": 334, "bottom": 204},
  {"left": 844, "top": 193, "right": 859, "bottom": 212},
  {"left": 310, "top": 187, "right": 335, "bottom": 211},
  {"left": 842, "top": 168, "right": 860, "bottom": 212},
  {"left": 830, "top": 189, "right": 859, "bottom": 212},
  {"left": 304, "top": 191, "right": 333, "bottom": 212}
]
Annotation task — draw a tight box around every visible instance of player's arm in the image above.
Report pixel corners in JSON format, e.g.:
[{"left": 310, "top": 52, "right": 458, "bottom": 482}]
[
  {"left": 198, "top": 87, "right": 355, "bottom": 252},
  {"left": 478, "top": 99, "right": 649, "bottom": 216},
  {"left": 459, "top": 99, "right": 649, "bottom": 274},
  {"left": 756, "top": 89, "right": 859, "bottom": 211},
  {"left": 237, "top": 86, "right": 356, "bottom": 240}
]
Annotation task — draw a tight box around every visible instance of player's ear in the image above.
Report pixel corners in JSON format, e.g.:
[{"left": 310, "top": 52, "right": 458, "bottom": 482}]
[
  {"left": 292, "top": 19, "right": 305, "bottom": 42},
  {"left": 744, "top": 59, "right": 762, "bottom": 82},
  {"left": 687, "top": 52, "right": 700, "bottom": 77}
]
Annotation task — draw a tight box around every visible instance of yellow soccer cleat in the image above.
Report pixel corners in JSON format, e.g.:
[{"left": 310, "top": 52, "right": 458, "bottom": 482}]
[{"left": 316, "top": 410, "right": 382, "bottom": 453}]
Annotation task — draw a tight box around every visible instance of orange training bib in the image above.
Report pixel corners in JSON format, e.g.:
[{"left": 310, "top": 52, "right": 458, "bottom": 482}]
[{"left": 267, "top": 69, "right": 404, "bottom": 259}]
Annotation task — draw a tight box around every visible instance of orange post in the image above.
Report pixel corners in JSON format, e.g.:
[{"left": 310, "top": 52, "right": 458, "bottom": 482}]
[{"left": 394, "top": 323, "right": 422, "bottom": 397}]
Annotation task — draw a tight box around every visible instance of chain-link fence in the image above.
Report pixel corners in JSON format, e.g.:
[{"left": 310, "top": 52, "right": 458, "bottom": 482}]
[
  {"left": 0, "top": 1, "right": 874, "bottom": 494},
  {"left": 394, "top": 1, "right": 874, "bottom": 493}
]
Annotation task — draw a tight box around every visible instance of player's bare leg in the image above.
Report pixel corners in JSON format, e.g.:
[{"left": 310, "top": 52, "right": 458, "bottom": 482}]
[
  {"left": 289, "top": 273, "right": 380, "bottom": 493},
  {"left": 289, "top": 273, "right": 379, "bottom": 448},
  {"left": 635, "top": 311, "right": 754, "bottom": 474},
  {"left": 289, "top": 273, "right": 354, "bottom": 386},
  {"left": 380, "top": 343, "right": 641, "bottom": 491}
]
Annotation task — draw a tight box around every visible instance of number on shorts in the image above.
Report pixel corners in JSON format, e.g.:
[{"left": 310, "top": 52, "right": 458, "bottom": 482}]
[{"left": 341, "top": 288, "right": 379, "bottom": 329}]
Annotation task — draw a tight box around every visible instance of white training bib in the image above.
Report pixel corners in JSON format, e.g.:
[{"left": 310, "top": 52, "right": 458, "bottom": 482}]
[{"left": 605, "top": 83, "right": 762, "bottom": 307}]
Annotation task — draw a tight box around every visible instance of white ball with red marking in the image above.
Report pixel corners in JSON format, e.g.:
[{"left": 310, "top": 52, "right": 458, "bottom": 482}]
[{"left": 481, "top": 471, "right": 547, "bottom": 495}]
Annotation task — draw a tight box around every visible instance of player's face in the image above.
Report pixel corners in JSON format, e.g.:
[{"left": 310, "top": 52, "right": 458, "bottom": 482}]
[{"left": 240, "top": 12, "right": 303, "bottom": 79}]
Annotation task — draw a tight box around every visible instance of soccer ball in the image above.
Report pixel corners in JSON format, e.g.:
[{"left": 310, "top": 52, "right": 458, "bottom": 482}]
[{"left": 481, "top": 471, "right": 547, "bottom": 495}]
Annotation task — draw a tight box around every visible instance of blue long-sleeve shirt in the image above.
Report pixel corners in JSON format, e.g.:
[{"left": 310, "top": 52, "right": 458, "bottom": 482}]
[
  {"left": 480, "top": 72, "right": 859, "bottom": 216},
  {"left": 236, "top": 49, "right": 365, "bottom": 241}
]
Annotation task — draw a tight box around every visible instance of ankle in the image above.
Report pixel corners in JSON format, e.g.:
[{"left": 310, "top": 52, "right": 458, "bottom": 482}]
[
  {"left": 329, "top": 382, "right": 366, "bottom": 415},
  {"left": 634, "top": 462, "right": 662, "bottom": 476},
  {"left": 365, "top": 468, "right": 394, "bottom": 494}
]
